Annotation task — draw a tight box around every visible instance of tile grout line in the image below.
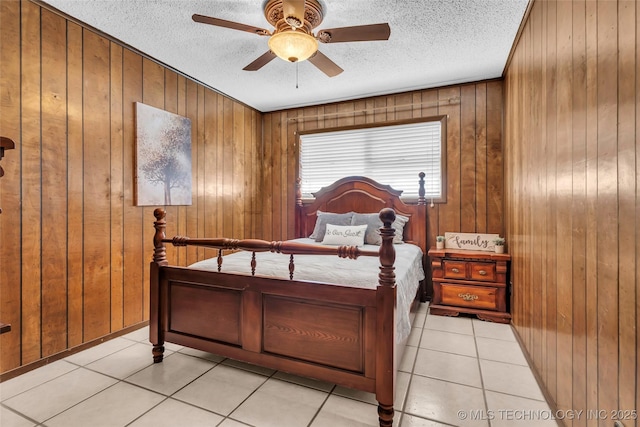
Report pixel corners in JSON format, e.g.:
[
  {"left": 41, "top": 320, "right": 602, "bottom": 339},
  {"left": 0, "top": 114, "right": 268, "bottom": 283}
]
[
  {"left": 397, "top": 303, "right": 430, "bottom": 424},
  {"left": 40, "top": 377, "right": 123, "bottom": 426},
  {"left": 305, "top": 384, "right": 336, "bottom": 427},
  {"left": 122, "top": 395, "right": 172, "bottom": 427},
  {"left": 472, "top": 317, "right": 493, "bottom": 427},
  {"left": 173, "top": 358, "right": 272, "bottom": 426},
  {"left": 0, "top": 363, "right": 82, "bottom": 403},
  {"left": 122, "top": 353, "right": 227, "bottom": 426},
  {"left": 400, "top": 305, "right": 465, "bottom": 427},
  {"left": 1, "top": 401, "right": 42, "bottom": 426}
]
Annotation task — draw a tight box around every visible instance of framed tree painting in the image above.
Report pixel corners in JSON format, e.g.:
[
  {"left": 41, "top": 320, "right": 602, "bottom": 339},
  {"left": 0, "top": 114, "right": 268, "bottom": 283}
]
[{"left": 135, "top": 102, "right": 192, "bottom": 206}]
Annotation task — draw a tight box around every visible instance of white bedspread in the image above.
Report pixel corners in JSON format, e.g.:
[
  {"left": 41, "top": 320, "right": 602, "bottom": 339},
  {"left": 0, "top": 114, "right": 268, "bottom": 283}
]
[{"left": 188, "top": 238, "right": 425, "bottom": 342}]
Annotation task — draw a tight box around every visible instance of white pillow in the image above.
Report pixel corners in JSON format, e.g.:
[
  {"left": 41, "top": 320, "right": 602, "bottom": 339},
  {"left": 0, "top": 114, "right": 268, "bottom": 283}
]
[{"left": 321, "top": 224, "right": 368, "bottom": 247}]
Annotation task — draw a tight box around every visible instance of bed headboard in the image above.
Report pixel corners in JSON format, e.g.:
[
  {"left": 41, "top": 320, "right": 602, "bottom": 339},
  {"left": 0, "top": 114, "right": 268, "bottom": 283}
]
[{"left": 295, "top": 174, "right": 428, "bottom": 256}]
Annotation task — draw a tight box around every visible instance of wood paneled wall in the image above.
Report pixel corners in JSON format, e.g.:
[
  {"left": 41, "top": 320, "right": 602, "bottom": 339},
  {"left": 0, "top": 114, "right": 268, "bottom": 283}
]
[
  {"left": 504, "top": 0, "right": 638, "bottom": 424},
  {"left": 261, "top": 82, "right": 505, "bottom": 253},
  {"left": 0, "top": 0, "right": 261, "bottom": 374}
]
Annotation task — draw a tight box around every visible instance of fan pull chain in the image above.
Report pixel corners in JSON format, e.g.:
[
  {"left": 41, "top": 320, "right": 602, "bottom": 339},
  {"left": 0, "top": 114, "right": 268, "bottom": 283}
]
[{"left": 296, "top": 61, "right": 299, "bottom": 89}]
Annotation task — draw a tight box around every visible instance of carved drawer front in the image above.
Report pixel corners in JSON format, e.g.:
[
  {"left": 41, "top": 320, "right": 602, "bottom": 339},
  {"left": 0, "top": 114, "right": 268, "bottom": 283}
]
[
  {"left": 469, "top": 262, "right": 496, "bottom": 282},
  {"left": 440, "top": 283, "right": 498, "bottom": 310},
  {"left": 443, "top": 261, "right": 467, "bottom": 279}
]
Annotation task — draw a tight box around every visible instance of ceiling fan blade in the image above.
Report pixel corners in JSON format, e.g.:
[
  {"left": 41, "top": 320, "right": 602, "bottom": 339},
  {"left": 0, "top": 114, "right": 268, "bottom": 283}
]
[
  {"left": 317, "top": 23, "right": 390, "bottom": 43},
  {"left": 308, "top": 51, "right": 343, "bottom": 77},
  {"left": 243, "top": 51, "right": 277, "bottom": 71},
  {"left": 282, "top": 0, "right": 306, "bottom": 28},
  {"left": 192, "top": 14, "right": 271, "bottom": 36}
]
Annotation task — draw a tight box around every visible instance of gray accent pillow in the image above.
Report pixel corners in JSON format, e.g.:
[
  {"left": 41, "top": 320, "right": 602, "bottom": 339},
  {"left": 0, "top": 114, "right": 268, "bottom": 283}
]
[
  {"left": 351, "top": 212, "right": 410, "bottom": 244},
  {"left": 309, "top": 211, "right": 354, "bottom": 241}
]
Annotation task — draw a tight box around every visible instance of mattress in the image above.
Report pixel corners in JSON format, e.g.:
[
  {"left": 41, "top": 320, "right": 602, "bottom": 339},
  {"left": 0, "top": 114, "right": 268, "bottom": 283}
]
[{"left": 188, "top": 238, "right": 425, "bottom": 342}]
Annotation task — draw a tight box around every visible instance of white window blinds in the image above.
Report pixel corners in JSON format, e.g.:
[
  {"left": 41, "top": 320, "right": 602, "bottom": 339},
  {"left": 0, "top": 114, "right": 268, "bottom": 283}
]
[{"left": 299, "top": 119, "right": 444, "bottom": 200}]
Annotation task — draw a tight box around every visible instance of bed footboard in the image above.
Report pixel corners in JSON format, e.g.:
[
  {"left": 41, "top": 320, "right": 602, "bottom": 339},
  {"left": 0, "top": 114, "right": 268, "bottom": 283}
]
[{"left": 150, "top": 208, "right": 399, "bottom": 426}]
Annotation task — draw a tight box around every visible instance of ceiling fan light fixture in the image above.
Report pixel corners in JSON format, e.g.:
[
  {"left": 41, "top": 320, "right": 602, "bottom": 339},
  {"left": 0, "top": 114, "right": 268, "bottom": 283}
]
[{"left": 268, "top": 30, "right": 318, "bottom": 63}]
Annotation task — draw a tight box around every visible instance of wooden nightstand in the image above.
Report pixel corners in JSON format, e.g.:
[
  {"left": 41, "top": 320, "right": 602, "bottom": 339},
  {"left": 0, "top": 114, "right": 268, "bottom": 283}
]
[{"left": 428, "top": 247, "right": 511, "bottom": 323}]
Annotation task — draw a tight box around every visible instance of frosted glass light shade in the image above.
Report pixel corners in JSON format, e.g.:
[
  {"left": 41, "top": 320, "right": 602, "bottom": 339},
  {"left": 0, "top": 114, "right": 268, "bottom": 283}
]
[{"left": 268, "top": 31, "right": 318, "bottom": 63}]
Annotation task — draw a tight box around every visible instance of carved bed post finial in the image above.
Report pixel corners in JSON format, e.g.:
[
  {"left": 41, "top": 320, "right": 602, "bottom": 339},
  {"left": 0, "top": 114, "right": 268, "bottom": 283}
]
[
  {"left": 417, "top": 172, "right": 426, "bottom": 205},
  {"left": 295, "top": 177, "right": 303, "bottom": 207},
  {"left": 378, "top": 208, "right": 396, "bottom": 287},
  {"left": 153, "top": 208, "right": 168, "bottom": 266}
]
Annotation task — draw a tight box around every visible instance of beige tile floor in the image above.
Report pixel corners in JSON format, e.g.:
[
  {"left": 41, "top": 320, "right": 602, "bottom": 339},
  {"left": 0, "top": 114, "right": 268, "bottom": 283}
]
[{"left": 0, "top": 303, "right": 557, "bottom": 427}]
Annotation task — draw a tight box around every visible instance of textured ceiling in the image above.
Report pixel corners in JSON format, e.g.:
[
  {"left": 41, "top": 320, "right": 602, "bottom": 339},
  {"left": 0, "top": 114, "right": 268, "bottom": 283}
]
[{"left": 41, "top": 0, "right": 529, "bottom": 112}]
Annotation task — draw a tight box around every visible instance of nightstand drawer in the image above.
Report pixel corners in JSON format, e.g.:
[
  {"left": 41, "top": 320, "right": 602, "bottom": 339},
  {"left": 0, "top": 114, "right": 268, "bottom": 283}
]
[
  {"left": 469, "top": 262, "right": 496, "bottom": 281},
  {"left": 443, "top": 261, "right": 467, "bottom": 279},
  {"left": 440, "top": 283, "right": 498, "bottom": 310}
]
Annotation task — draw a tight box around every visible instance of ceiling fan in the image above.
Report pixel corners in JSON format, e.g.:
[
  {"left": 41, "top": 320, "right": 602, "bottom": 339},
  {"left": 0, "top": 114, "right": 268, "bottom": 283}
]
[{"left": 192, "top": 0, "right": 391, "bottom": 77}]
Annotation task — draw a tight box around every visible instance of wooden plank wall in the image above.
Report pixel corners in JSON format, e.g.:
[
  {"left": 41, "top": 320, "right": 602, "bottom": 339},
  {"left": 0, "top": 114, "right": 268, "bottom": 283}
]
[
  {"left": 0, "top": 0, "right": 261, "bottom": 374},
  {"left": 262, "top": 81, "right": 505, "bottom": 256},
  {"left": 504, "top": 0, "right": 638, "bottom": 424}
]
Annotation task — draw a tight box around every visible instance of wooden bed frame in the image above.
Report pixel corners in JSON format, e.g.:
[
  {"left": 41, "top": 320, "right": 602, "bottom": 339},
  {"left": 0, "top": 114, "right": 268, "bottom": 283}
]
[{"left": 149, "top": 175, "right": 427, "bottom": 427}]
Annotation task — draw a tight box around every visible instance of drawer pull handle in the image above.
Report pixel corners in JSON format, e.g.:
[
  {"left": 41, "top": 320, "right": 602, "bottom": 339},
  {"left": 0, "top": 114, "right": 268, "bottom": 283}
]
[
  {"left": 451, "top": 267, "right": 460, "bottom": 273},
  {"left": 458, "top": 292, "right": 478, "bottom": 302},
  {"left": 478, "top": 270, "right": 487, "bottom": 276}
]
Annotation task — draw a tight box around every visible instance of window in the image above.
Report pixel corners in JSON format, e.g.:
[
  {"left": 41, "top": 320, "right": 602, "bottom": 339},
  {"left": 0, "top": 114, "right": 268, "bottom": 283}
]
[{"left": 298, "top": 117, "right": 446, "bottom": 201}]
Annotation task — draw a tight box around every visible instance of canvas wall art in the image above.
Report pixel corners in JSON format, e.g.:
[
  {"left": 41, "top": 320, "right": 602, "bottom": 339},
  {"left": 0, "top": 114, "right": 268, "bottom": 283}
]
[{"left": 135, "top": 102, "right": 192, "bottom": 206}]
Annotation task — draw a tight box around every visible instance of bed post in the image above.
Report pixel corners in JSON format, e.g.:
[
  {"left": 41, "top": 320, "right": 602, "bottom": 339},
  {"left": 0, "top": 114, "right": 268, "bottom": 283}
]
[
  {"left": 376, "top": 208, "right": 396, "bottom": 427},
  {"left": 295, "top": 177, "right": 302, "bottom": 207},
  {"left": 150, "top": 208, "right": 168, "bottom": 363},
  {"left": 295, "top": 178, "right": 303, "bottom": 238},
  {"left": 417, "top": 172, "right": 426, "bottom": 205}
]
